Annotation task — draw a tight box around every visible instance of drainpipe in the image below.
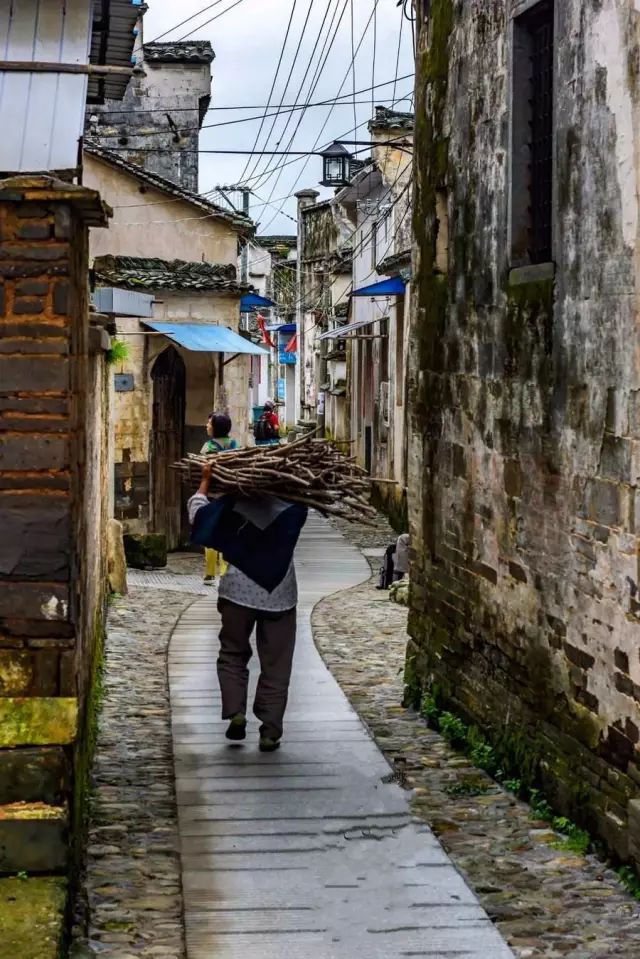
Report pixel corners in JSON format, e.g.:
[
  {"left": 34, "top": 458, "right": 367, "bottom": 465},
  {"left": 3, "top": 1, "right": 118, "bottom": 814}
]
[{"left": 295, "top": 190, "right": 319, "bottom": 425}]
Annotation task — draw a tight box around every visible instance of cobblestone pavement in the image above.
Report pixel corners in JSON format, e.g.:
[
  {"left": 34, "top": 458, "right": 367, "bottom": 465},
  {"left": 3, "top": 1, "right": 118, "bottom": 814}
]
[
  {"left": 314, "top": 517, "right": 640, "bottom": 959},
  {"left": 72, "top": 588, "right": 198, "bottom": 959}
]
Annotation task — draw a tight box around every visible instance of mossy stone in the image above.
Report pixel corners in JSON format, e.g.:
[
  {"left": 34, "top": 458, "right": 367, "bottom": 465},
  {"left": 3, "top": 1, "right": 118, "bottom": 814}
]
[
  {"left": 123, "top": 533, "right": 167, "bottom": 570},
  {"left": 0, "top": 698, "right": 77, "bottom": 748},
  {"left": 0, "top": 876, "right": 66, "bottom": 959}
]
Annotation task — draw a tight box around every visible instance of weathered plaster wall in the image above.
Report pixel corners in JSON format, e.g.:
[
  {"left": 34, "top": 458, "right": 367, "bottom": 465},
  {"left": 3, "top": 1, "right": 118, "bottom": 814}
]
[
  {"left": 84, "top": 155, "right": 238, "bottom": 266},
  {"left": 87, "top": 51, "right": 212, "bottom": 193},
  {"left": 408, "top": 0, "right": 640, "bottom": 862},
  {"left": 110, "top": 293, "right": 249, "bottom": 533}
]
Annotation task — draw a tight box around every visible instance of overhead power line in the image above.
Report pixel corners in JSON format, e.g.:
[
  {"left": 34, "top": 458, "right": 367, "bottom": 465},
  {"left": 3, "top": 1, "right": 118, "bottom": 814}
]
[
  {"left": 235, "top": 0, "right": 299, "bottom": 184},
  {"left": 92, "top": 138, "right": 412, "bottom": 158},
  {"left": 149, "top": 0, "right": 227, "bottom": 43},
  {"left": 241, "top": 0, "right": 323, "bottom": 187},
  {"left": 92, "top": 74, "right": 414, "bottom": 117},
  {"left": 257, "top": 0, "right": 382, "bottom": 231},
  {"left": 177, "top": 0, "right": 248, "bottom": 41},
  {"left": 249, "top": 0, "right": 348, "bottom": 193}
]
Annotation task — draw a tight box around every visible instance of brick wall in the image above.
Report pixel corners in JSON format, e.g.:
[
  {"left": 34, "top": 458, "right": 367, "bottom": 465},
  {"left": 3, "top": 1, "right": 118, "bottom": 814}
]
[
  {"left": 0, "top": 176, "right": 109, "bottom": 875},
  {"left": 408, "top": 0, "right": 640, "bottom": 864}
]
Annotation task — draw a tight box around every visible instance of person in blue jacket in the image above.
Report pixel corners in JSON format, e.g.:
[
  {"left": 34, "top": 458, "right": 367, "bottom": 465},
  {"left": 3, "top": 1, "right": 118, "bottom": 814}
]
[{"left": 188, "top": 463, "right": 307, "bottom": 753}]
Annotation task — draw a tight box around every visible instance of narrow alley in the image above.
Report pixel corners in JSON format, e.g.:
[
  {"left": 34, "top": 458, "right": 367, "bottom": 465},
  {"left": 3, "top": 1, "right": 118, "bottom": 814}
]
[
  {"left": 75, "top": 513, "right": 640, "bottom": 959},
  {"left": 169, "top": 514, "right": 512, "bottom": 958},
  {"left": 5, "top": 2, "right": 640, "bottom": 957}
]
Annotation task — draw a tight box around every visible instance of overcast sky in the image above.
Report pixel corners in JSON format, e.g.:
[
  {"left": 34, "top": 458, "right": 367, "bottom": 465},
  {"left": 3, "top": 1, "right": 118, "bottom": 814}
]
[{"left": 142, "top": 0, "right": 415, "bottom": 235}]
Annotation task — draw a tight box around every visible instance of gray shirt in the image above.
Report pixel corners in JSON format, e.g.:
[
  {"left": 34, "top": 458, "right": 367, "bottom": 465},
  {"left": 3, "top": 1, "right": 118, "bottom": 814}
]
[{"left": 188, "top": 493, "right": 298, "bottom": 612}]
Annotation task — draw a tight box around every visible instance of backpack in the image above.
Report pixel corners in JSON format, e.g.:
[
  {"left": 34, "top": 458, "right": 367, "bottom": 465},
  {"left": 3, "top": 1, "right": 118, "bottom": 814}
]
[
  {"left": 376, "top": 543, "right": 397, "bottom": 590},
  {"left": 254, "top": 413, "right": 278, "bottom": 441},
  {"left": 207, "top": 438, "right": 238, "bottom": 453}
]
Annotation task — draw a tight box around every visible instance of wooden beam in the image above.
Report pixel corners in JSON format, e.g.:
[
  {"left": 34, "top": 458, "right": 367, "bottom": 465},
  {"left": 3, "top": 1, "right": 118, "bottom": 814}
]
[{"left": 0, "top": 60, "right": 134, "bottom": 77}]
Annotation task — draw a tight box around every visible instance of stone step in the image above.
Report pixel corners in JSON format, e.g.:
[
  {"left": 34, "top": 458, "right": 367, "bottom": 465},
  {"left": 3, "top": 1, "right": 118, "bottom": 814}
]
[{"left": 0, "top": 801, "right": 68, "bottom": 874}]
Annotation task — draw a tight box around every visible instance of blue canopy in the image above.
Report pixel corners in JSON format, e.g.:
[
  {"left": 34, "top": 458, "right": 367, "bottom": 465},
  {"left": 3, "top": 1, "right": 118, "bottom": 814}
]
[
  {"left": 144, "top": 322, "right": 267, "bottom": 355},
  {"left": 265, "top": 323, "right": 296, "bottom": 333},
  {"left": 240, "top": 293, "right": 276, "bottom": 311},
  {"left": 350, "top": 277, "right": 406, "bottom": 297}
]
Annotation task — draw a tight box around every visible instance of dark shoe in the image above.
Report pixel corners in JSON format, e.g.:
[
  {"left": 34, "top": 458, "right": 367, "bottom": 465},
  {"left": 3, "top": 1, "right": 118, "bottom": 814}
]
[
  {"left": 203, "top": 575, "right": 216, "bottom": 586},
  {"left": 259, "top": 735, "right": 281, "bottom": 753},
  {"left": 225, "top": 713, "right": 247, "bottom": 741}
]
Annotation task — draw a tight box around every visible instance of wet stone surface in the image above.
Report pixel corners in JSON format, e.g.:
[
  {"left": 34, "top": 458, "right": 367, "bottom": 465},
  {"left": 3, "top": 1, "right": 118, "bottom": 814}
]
[
  {"left": 315, "top": 516, "right": 640, "bottom": 959},
  {"left": 71, "top": 588, "right": 197, "bottom": 959}
]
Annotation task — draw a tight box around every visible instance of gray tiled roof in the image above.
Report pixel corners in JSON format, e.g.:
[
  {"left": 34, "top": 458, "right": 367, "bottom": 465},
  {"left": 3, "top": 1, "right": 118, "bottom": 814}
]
[
  {"left": 143, "top": 41, "right": 215, "bottom": 64},
  {"left": 369, "top": 106, "right": 415, "bottom": 131},
  {"left": 93, "top": 256, "right": 249, "bottom": 293},
  {"left": 84, "top": 142, "right": 253, "bottom": 234}
]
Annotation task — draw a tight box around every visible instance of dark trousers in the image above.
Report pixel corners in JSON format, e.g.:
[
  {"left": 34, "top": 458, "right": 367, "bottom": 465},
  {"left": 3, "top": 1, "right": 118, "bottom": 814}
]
[{"left": 217, "top": 599, "right": 297, "bottom": 739}]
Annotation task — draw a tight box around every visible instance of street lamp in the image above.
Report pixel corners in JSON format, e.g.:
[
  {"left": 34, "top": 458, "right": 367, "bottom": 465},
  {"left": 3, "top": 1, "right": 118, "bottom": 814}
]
[{"left": 320, "top": 141, "right": 353, "bottom": 187}]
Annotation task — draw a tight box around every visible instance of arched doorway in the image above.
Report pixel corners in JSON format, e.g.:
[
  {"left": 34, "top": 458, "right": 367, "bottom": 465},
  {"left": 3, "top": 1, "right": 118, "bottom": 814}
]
[{"left": 151, "top": 346, "right": 186, "bottom": 549}]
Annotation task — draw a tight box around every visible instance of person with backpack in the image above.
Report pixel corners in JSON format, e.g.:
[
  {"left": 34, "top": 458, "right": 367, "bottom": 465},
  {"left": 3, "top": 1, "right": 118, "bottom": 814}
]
[
  {"left": 201, "top": 412, "right": 238, "bottom": 585},
  {"left": 254, "top": 399, "right": 280, "bottom": 446},
  {"left": 188, "top": 463, "right": 308, "bottom": 752}
]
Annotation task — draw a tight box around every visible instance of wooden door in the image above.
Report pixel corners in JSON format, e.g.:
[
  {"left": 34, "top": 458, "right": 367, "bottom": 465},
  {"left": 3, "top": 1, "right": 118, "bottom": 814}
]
[{"left": 151, "top": 347, "right": 186, "bottom": 550}]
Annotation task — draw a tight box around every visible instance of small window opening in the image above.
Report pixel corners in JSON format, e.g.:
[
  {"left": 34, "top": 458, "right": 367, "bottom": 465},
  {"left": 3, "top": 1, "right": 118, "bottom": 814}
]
[{"left": 511, "top": 0, "right": 554, "bottom": 265}]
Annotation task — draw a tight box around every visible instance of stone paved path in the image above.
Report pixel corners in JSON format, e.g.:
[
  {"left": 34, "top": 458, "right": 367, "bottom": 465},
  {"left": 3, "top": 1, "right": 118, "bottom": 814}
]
[
  {"left": 71, "top": 590, "right": 195, "bottom": 959},
  {"left": 168, "top": 513, "right": 513, "bottom": 959},
  {"left": 315, "top": 520, "right": 640, "bottom": 959}
]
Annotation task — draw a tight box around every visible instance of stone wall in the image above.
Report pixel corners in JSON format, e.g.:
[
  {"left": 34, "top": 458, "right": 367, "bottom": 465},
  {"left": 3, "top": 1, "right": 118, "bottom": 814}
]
[
  {"left": 408, "top": 0, "right": 640, "bottom": 864},
  {"left": 0, "top": 176, "right": 110, "bottom": 877}
]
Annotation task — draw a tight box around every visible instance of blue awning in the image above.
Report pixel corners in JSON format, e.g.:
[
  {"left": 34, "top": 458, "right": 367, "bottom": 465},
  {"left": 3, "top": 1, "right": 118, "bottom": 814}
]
[
  {"left": 240, "top": 293, "right": 277, "bottom": 311},
  {"left": 144, "top": 322, "right": 267, "bottom": 355},
  {"left": 350, "top": 277, "right": 406, "bottom": 297},
  {"left": 265, "top": 323, "right": 296, "bottom": 333}
]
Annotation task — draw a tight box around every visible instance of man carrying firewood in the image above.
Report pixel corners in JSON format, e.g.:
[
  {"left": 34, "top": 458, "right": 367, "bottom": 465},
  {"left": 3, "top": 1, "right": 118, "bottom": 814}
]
[{"left": 188, "top": 464, "right": 308, "bottom": 753}]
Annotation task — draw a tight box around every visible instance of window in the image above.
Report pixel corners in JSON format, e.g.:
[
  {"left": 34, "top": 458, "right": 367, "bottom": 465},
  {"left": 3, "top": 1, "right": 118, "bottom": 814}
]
[{"left": 511, "top": 0, "right": 554, "bottom": 265}]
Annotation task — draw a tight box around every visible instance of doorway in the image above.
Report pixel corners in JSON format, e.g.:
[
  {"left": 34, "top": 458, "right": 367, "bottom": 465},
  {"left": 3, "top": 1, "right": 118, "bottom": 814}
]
[{"left": 151, "top": 346, "right": 186, "bottom": 550}]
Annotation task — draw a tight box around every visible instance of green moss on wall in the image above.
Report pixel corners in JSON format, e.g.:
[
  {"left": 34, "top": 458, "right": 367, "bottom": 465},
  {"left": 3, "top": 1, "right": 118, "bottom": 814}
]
[
  {"left": 0, "top": 876, "right": 66, "bottom": 959},
  {"left": 0, "top": 699, "right": 77, "bottom": 749}
]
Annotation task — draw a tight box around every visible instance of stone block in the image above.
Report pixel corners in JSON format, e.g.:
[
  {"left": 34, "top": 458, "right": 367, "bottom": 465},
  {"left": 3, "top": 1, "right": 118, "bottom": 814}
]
[
  {"left": 123, "top": 533, "right": 167, "bottom": 570},
  {"left": 504, "top": 458, "right": 523, "bottom": 497},
  {"left": 0, "top": 804, "right": 67, "bottom": 873},
  {"left": 52, "top": 280, "right": 69, "bottom": 315},
  {"left": 585, "top": 479, "right": 621, "bottom": 527},
  {"left": 599, "top": 435, "right": 632, "bottom": 482},
  {"left": 16, "top": 223, "right": 51, "bottom": 241},
  {"left": 0, "top": 747, "right": 68, "bottom": 804},
  {"left": 0, "top": 355, "right": 69, "bottom": 393},
  {"left": 0, "top": 582, "right": 69, "bottom": 622},
  {"left": 107, "top": 518, "right": 128, "bottom": 595},
  {"left": 0, "top": 433, "right": 69, "bottom": 471},
  {"left": 0, "top": 876, "right": 66, "bottom": 959},
  {"left": 12, "top": 296, "right": 45, "bottom": 315},
  {"left": 0, "top": 698, "right": 77, "bottom": 747},
  {"left": 0, "top": 502, "right": 70, "bottom": 580},
  {"left": 0, "top": 243, "right": 68, "bottom": 262},
  {"left": 0, "top": 650, "right": 58, "bottom": 696},
  {"left": 15, "top": 279, "right": 48, "bottom": 296}
]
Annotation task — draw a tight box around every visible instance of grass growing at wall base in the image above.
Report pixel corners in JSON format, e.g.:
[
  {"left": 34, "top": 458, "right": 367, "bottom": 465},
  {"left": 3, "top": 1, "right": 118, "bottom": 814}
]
[{"left": 420, "top": 693, "right": 591, "bottom": 857}]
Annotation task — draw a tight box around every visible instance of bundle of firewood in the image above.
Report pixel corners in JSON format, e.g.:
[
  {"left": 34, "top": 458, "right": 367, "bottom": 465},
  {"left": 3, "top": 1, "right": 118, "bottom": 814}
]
[{"left": 172, "top": 434, "right": 376, "bottom": 524}]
